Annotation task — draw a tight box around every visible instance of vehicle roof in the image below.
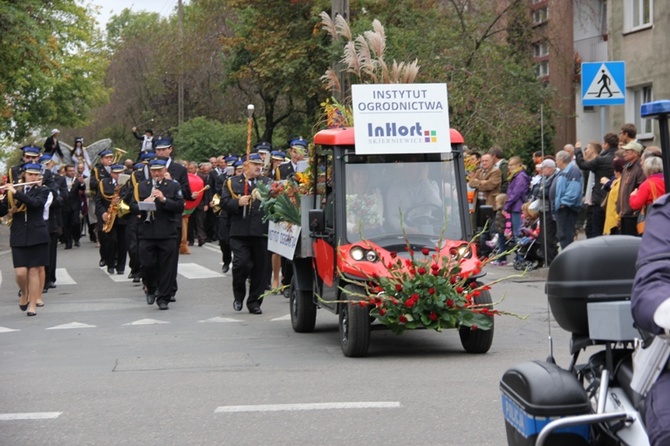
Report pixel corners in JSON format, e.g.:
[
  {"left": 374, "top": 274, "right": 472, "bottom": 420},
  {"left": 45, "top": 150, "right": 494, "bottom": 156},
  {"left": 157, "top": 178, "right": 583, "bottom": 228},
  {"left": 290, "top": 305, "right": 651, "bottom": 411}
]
[{"left": 313, "top": 127, "right": 465, "bottom": 146}]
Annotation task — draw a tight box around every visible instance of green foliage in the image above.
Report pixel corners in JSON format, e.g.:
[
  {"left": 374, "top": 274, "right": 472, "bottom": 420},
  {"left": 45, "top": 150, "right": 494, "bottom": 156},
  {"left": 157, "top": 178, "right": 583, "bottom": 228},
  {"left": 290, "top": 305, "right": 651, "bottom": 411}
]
[
  {"left": 172, "top": 117, "right": 248, "bottom": 161},
  {"left": 0, "top": 0, "right": 109, "bottom": 141}
]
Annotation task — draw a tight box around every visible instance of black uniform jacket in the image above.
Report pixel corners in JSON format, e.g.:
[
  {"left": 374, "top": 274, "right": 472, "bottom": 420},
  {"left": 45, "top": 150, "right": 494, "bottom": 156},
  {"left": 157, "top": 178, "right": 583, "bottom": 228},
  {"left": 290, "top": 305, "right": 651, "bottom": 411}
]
[
  {"left": 90, "top": 165, "right": 111, "bottom": 196},
  {"left": 275, "top": 162, "right": 295, "bottom": 180},
  {"left": 0, "top": 186, "right": 51, "bottom": 247},
  {"left": 220, "top": 174, "right": 269, "bottom": 238},
  {"left": 131, "top": 178, "right": 184, "bottom": 240},
  {"left": 47, "top": 174, "right": 67, "bottom": 234}
]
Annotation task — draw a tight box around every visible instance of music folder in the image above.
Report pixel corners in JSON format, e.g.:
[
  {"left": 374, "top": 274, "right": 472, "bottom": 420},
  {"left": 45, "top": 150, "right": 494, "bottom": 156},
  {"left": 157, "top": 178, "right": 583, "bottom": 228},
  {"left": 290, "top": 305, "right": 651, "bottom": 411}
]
[{"left": 138, "top": 202, "right": 156, "bottom": 211}]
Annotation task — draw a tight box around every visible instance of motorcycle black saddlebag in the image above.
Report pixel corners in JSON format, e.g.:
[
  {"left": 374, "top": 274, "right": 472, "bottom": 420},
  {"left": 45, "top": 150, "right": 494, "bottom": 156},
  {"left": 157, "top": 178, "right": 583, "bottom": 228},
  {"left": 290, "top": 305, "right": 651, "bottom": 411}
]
[
  {"left": 500, "top": 361, "right": 590, "bottom": 446},
  {"left": 546, "top": 236, "right": 640, "bottom": 336}
]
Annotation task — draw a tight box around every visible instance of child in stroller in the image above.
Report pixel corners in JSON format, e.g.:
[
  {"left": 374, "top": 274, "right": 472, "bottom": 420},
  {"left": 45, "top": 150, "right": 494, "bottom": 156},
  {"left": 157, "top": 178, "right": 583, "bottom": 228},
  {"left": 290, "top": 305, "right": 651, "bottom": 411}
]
[{"left": 512, "top": 203, "right": 544, "bottom": 270}]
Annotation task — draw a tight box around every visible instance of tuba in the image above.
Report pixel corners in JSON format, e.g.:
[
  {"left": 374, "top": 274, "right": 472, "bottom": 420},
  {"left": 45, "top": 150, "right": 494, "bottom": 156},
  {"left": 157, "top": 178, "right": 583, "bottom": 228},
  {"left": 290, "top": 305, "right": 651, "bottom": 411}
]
[{"left": 112, "top": 147, "right": 127, "bottom": 164}]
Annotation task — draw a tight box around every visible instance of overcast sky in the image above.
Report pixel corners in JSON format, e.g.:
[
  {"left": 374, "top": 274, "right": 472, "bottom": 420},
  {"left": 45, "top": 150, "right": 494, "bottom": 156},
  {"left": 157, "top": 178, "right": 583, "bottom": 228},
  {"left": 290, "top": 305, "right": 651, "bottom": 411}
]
[{"left": 88, "top": 0, "right": 182, "bottom": 29}]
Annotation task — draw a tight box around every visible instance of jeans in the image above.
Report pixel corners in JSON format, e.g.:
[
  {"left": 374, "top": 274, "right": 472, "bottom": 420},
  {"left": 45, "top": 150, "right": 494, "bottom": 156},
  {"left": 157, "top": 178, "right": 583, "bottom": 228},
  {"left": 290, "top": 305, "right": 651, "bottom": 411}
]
[
  {"left": 556, "top": 207, "right": 579, "bottom": 249},
  {"left": 510, "top": 211, "right": 522, "bottom": 241}
]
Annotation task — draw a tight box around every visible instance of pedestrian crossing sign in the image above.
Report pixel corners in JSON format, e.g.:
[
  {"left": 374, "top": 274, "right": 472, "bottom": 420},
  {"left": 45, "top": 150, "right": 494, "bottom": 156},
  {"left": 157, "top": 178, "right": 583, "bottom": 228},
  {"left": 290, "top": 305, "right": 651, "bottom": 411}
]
[{"left": 582, "top": 61, "right": 626, "bottom": 106}]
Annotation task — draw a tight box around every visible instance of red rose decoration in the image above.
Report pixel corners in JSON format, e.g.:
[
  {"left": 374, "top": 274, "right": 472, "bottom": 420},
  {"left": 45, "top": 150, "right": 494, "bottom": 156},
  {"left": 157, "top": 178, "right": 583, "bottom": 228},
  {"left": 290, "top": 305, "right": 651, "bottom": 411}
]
[
  {"left": 417, "top": 267, "right": 427, "bottom": 275},
  {"left": 429, "top": 312, "right": 438, "bottom": 321},
  {"left": 421, "top": 247, "right": 430, "bottom": 256},
  {"left": 398, "top": 315, "right": 408, "bottom": 323},
  {"left": 395, "top": 284, "right": 403, "bottom": 292},
  {"left": 428, "top": 287, "right": 436, "bottom": 295}
]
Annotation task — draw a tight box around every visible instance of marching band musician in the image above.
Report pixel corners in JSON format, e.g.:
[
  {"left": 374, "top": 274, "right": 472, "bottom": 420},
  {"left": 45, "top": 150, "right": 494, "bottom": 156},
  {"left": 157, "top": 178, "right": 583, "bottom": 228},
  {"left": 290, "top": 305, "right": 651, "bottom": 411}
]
[
  {"left": 153, "top": 138, "right": 192, "bottom": 303},
  {"left": 125, "top": 153, "right": 154, "bottom": 283},
  {"left": 220, "top": 153, "right": 270, "bottom": 314},
  {"left": 274, "top": 138, "right": 307, "bottom": 298},
  {"left": 41, "top": 154, "right": 67, "bottom": 292},
  {"left": 96, "top": 164, "right": 128, "bottom": 275},
  {"left": 62, "top": 164, "right": 86, "bottom": 249},
  {"left": 0, "top": 163, "right": 51, "bottom": 317},
  {"left": 254, "top": 141, "right": 272, "bottom": 176},
  {"left": 90, "top": 149, "right": 114, "bottom": 266},
  {"left": 130, "top": 158, "right": 184, "bottom": 310}
]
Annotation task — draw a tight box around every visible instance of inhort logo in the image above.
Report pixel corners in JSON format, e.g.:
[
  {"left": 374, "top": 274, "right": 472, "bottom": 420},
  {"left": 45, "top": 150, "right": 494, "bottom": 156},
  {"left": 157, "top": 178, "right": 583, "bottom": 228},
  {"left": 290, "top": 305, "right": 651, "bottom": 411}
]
[{"left": 367, "top": 122, "right": 437, "bottom": 143}]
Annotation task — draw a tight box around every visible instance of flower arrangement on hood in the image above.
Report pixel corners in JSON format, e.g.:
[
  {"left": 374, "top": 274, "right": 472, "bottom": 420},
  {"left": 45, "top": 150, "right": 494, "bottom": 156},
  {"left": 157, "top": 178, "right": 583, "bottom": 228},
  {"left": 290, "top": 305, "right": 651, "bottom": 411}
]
[{"left": 342, "top": 239, "right": 523, "bottom": 335}]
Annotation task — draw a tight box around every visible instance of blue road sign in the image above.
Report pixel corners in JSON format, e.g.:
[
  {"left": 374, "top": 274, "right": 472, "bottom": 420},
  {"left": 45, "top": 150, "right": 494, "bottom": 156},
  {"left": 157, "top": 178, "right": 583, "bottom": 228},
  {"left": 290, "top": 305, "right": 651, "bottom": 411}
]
[{"left": 582, "top": 61, "right": 626, "bottom": 106}]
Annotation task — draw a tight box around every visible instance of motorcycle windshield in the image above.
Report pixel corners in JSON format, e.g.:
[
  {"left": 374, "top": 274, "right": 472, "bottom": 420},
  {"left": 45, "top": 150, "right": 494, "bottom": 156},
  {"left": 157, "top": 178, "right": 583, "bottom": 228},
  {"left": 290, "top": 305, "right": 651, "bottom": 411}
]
[{"left": 344, "top": 154, "right": 463, "bottom": 244}]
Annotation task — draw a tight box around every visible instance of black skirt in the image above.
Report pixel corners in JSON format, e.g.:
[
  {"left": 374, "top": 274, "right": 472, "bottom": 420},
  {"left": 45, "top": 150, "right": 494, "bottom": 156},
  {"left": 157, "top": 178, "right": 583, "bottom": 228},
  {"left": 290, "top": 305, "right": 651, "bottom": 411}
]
[{"left": 11, "top": 243, "right": 50, "bottom": 268}]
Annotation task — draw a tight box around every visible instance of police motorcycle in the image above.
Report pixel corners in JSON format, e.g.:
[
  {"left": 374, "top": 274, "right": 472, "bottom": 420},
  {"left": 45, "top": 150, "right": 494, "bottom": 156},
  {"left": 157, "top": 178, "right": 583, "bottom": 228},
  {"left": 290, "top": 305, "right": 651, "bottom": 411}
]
[{"left": 499, "top": 235, "right": 670, "bottom": 446}]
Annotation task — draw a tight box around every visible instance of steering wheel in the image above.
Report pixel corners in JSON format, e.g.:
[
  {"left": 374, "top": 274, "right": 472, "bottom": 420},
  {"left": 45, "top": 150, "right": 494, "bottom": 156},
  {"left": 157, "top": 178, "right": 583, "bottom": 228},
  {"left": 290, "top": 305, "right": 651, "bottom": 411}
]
[{"left": 404, "top": 204, "right": 443, "bottom": 231}]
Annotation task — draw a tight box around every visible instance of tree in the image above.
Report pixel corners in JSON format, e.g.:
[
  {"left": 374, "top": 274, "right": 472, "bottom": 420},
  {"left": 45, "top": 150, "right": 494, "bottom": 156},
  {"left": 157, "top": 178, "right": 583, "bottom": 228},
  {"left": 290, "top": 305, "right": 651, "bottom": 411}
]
[
  {"left": 172, "top": 116, "right": 248, "bottom": 161},
  {"left": 0, "top": 0, "right": 109, "bottom": 141}
]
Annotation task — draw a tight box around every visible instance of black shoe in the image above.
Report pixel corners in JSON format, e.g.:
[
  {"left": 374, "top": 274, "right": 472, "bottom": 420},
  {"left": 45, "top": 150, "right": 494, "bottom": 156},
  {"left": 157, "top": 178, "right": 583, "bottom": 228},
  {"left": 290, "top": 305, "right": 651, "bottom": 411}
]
[
  {"left": 107, "top": 267, "right": 115, "bottom": 274},
  {"left": 133, "top": 276, "right": 141, "bottom": 283},
  {"left": 157, "top": 300, "right": 169, "bottom": 310},
  {"left": 48, "top": 282, "right": 56, "bottom": 289},
  {"left": 64, "top": 245, "right": 72, "bottom": 250},
  {"left": 146, "top": 292, "right": 156, "bottom": 305},
  {"left": 42, "top": 288, "right": 48, "bottom": 293},
  {"left": 19, "top": 303, "right": 28, "bottom": 311},
  {"left": 222, "top": 264, "right": 230, "bottom": 274},
  {"left": 169, "top": 296, "right": 176, "bottom": 302},
  {"left": 117, "top": 270, "right": 125, "bottom": 275},
  {"left": 249, "top": 306, "right": 263, "bottom": 315},
  {"left": 233, "top": 300, "right": 243, "bottom": 312},
  {"left": 99, "top": 259, "right": 106, "bottom": 267},
  {"left": 27, "top": 311, "right": 37, "bottom": 317},
  {"left": 74, "top": 241, "right": 80, "bottom": 247}
]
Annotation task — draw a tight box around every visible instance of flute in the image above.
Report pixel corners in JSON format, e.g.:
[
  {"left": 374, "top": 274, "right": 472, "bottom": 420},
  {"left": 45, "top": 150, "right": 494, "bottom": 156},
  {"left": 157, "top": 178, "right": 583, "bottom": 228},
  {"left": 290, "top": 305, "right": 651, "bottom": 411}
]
[{"left": 0, "top": 180, "right": 42, "bottom": 191}]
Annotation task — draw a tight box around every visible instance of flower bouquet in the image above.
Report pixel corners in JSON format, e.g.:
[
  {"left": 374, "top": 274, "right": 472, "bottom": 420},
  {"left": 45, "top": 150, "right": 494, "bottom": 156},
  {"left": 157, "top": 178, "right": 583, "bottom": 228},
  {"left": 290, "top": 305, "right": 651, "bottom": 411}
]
[
  {"left": 346, "top": 193, "right": 384, "bottom": 227},
  {"left": 255, "top": 180, "right": 301, "bottom": 226},
  {"left": 342, "top": 242, "right": 522, "bottom": 335}
]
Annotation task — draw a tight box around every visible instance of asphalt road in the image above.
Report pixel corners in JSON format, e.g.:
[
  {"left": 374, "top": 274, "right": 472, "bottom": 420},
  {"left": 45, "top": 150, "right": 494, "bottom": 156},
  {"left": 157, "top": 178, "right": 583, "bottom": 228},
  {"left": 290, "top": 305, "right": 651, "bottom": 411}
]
[{"left": 0, "top": 226, "right": 573, "bottom": 446}]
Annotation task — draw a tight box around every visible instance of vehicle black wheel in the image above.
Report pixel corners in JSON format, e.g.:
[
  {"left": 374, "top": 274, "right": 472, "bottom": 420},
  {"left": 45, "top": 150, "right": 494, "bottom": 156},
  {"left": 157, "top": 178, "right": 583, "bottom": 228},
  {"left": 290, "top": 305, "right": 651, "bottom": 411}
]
[
  {"left": 513, "top": 260, "right": 525, "bottom": 271},
  {"left": 459, "top": 282, "right": 494, "bottom": 354},
  {"left": 290, "top": 277, "right": 317, "bottom": 333},
  {"left": 339, "top": 285, "right": 371, "bottom": 357}
]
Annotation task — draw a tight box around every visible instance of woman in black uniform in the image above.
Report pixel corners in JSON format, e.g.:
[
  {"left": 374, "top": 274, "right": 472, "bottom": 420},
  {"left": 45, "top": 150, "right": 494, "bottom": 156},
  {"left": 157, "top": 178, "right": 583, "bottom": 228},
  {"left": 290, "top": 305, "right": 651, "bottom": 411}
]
[{"left": 0, "top": 163, "right": 51, "bottom": 316}]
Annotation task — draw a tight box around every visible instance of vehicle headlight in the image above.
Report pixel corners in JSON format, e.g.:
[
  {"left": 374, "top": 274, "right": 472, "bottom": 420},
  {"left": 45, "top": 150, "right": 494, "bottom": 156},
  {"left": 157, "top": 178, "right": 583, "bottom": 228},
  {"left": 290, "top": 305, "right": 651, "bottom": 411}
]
[
  {"left": 451, "top": 244, "right": 472, "bottom": 259},
  {"left": 349, "top": 246, "right": 379, "bottom": 262}
]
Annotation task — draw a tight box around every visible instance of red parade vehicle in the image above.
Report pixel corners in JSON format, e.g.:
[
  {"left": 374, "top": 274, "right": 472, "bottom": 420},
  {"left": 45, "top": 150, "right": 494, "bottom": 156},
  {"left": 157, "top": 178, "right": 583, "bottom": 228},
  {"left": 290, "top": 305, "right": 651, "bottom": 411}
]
[{"left": 288, "top": 127, "right": 493, "bottom": 357}]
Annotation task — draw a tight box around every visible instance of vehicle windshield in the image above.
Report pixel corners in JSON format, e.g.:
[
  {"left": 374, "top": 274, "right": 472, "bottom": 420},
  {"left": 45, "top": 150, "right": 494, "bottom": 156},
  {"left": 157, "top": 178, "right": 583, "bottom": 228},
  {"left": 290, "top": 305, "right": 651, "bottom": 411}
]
[{"left": 344, "top": 153, "right": 463, "bottom": 243}]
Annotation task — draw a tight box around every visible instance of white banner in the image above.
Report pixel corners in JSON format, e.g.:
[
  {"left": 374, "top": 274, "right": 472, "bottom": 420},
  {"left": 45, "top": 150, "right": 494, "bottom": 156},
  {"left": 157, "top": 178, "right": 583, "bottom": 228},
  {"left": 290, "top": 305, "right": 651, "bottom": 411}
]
[
  {"left": 268, "top": 221, "right": 302, "bottom": 259},
  {"left": 351, "top": 83, "right": 451, "bottom": 154}
]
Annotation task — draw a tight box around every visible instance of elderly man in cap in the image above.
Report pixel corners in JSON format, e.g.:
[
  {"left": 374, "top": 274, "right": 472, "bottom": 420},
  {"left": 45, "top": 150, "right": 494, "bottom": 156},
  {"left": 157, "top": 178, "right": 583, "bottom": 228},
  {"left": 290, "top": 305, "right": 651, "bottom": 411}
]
[
  {"left": 254, "top": 141, "right": 272, "bottom": 175},
  {"left": 220, "top": 153, "right": 270, "bottom": 314},
  {"left": 97, "top": 164, "right": 129, "bottom": 275},
  {"left": 531, "top": 158, "right": 559, "bottom": 266},
  {"left": 617, "top": 140, "right": 646, "bottom": 236},
  {"left": 131, "top": 158, "right": 184, "bottom": 310}
]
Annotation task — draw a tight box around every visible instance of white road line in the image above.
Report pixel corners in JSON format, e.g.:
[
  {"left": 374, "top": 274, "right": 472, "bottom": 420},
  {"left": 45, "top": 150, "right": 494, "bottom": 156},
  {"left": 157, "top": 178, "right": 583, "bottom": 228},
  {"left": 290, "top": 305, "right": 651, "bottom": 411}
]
[
  {"left": 214, "top": 401, "right": 401, "bottom": 413},
  {"left": 0, "top": 412, "right": 62, "bottom": 421},
  {"left": 0, "top": 327, "right": 20, "bottom": 333},
  {"left": 271, "top": 314, "right": 291, "bottom": 321},
  {"left": 201, "top": 244, "right": 221, "bottom": 254},
  {"left": 0, "top": 269, "right": 2, "bottom": 287},
  {"left": 177, "top": 262, "right": 224, "bottom": 279},
  {"left": 55, "top": 268, "right": 77, "bottom": 285},
  {"left": 123, "top": 319, "right": 170, "bottom": 326},
  {"left": 46, "top": 322, "right": 96, "bottom": 330},
  {"left": 198, "top": 317, "right": 242, "bottom": 323},
  {"left": 99, "top": 267, "right": 133, "bottom": 283}
]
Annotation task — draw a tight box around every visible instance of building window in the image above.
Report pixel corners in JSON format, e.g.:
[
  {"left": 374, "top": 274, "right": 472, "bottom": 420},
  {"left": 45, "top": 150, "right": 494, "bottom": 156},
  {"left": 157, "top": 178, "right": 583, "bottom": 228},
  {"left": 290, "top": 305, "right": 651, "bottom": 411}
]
[
  {"left": 532, "top": 7, "right": 548, "bottom": 25},
  {"left": 535, "top": 61, "right": 549, "bottom": 78},
  {"left": 624, "top": 0, "right": 653, "bottom": 32},
  {"left": 629, "top": 85, "right": 653, "bottom": 138},
  {"left": 533, "top": 42, "right": 549, "bottom": 58}
]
